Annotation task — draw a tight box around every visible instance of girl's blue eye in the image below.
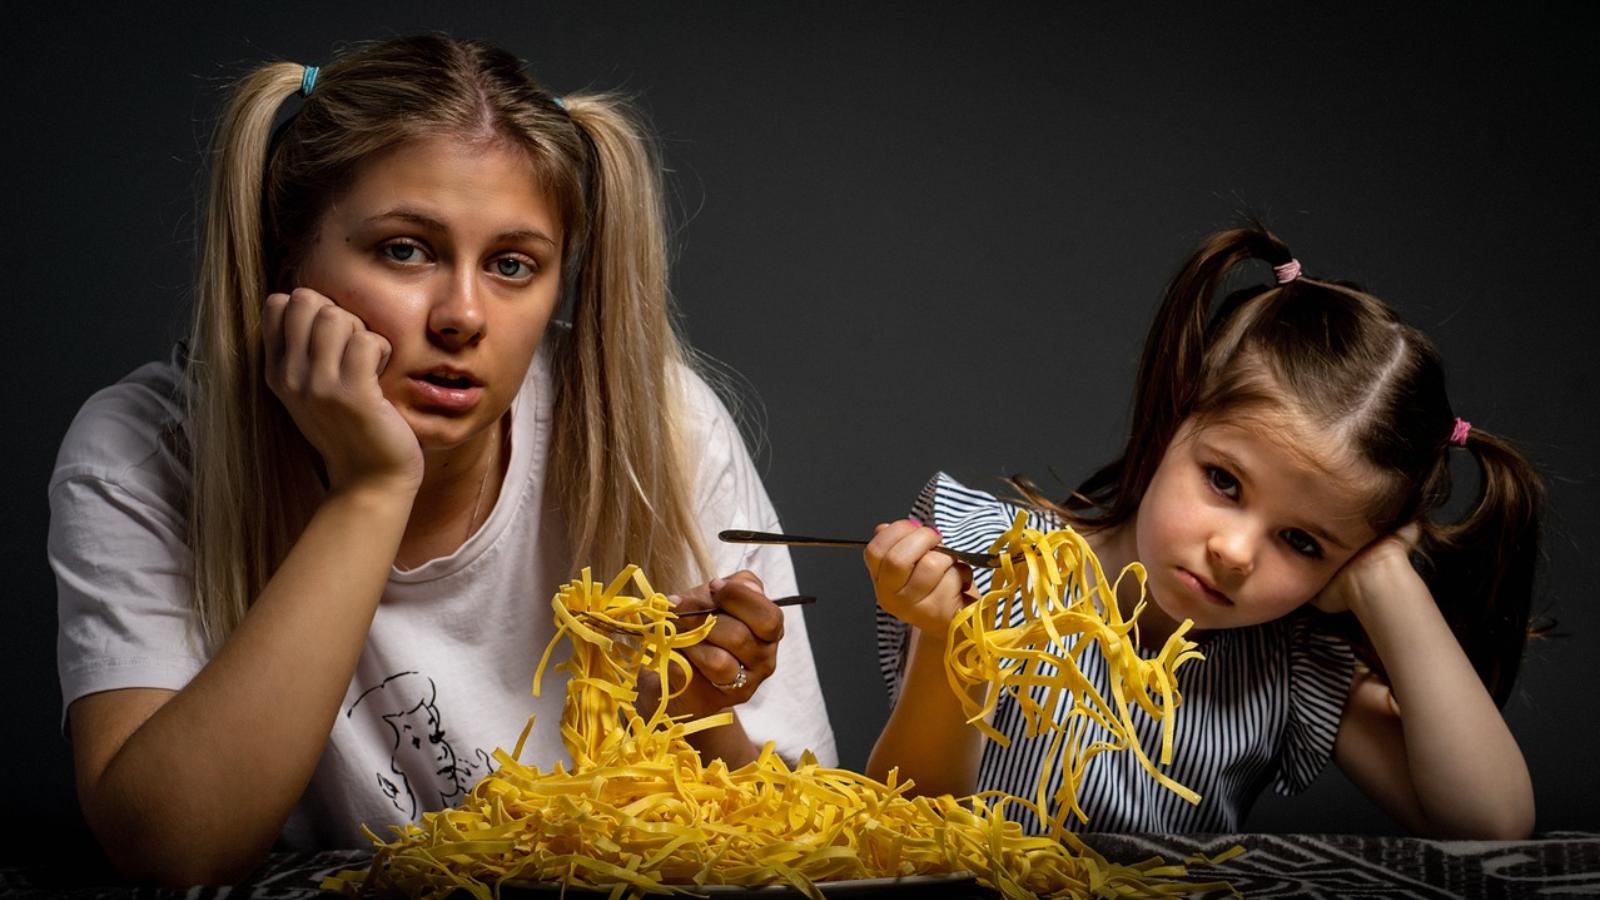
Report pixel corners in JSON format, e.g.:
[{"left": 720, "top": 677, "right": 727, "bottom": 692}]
[
  {"left": 1205, "top": 465, "right": 1239, "bottom": 498},
  {"left": 493, "top": 256, "right": 535, "bottom": 279},
  {"left": 1282, "top": 529, "right": 1324, "bottom": 559}
]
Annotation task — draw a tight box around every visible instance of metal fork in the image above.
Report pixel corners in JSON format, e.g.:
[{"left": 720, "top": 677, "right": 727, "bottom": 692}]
[
  {"left": 574, "top": 595, "right": 816, "bottom": 635},
  {"left": 719, "top": 529, "right": 1005, "bottom": 568}
]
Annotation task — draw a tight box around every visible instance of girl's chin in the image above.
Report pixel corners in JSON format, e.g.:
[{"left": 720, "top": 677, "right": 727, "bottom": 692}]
[{"left": 1144, "top": 581, "right": 1215, "bottom": 630}]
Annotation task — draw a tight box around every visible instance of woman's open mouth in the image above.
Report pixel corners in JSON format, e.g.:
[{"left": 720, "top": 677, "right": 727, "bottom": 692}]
[
  {"left": 420, "top": 372, "right": 476, "bottom": 389},
  {"left": 407, "top": 367, "right": 484, "bottom": 412}
]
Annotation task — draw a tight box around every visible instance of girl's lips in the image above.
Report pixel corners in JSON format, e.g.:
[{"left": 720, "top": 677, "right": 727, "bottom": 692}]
[
  {"left": 1177, "top": 568, "right": 1233, "bottom": 606},
  {"left": 406, "top": 376, "right": 483, "bottom": 413}
]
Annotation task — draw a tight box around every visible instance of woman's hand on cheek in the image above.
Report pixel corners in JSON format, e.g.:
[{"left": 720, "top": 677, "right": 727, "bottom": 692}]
[
  {"left": 635, "top": 571, "right": 783, "bottom": 720},
  {"left": 263, "top": 288, "right": 424, "bottom": 496},
  {"left": 1311, "top": 522, "right": 1422, "bottom": 616}
]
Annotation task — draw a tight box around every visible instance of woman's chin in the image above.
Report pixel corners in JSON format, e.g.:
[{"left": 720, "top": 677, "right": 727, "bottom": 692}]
[{"left": 405, "top": 413, "right": 495, "bottom": 454}]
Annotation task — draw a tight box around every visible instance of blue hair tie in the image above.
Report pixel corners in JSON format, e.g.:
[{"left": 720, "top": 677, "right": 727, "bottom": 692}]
[
  {"left": 299, "top": 65, "right": 319, "bottom": 98},
  {"left": 552, "top": 95, "right": 566, "bottom": 109}
]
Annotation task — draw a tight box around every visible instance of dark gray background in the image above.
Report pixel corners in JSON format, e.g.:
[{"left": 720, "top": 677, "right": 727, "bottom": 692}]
[{"left": 6, "top": 1, "right": 1597, "bottom": 864}]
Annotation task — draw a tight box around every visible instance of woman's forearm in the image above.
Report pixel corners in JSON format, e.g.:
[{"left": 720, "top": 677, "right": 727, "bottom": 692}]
[
  {"left": 866, "top": 627, "right": 987, "bottom": 797},
  {"left": 685, "top": 713, "right": 760, "bottom": 768},
  {"left": 1351, "top": 561, "right": 1535, "bottom": 838},
  {"left": 79, "top": 483, "right": 414, "bottom": 883}
]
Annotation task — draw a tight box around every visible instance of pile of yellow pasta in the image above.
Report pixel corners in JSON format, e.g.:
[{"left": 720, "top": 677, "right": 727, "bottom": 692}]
[
  {"left": 947, "top": 511, "right": 1206, "bottom": 833},
  {"left": 324, "top": 522, "right": 1230, "bottom": 899}
]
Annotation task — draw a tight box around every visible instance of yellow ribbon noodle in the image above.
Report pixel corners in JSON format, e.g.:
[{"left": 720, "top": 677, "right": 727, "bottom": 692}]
[
  {"left": 946, "top": 511, "right": 1206, "bottom": 833},
  {"left": 325, "top": 545, "right": 1231, "bottom": 899}
]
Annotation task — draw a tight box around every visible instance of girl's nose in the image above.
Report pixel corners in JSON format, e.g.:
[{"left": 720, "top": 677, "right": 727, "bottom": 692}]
[
  {"left": 429, "top": 270, "right": 486, "bottom": 349},
  {"left": 1207, "top": 527, "right": 1254, "bottom": 576}
]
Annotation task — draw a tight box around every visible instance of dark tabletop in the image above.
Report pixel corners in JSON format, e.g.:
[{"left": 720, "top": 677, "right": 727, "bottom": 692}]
[{"left": 3, "top": 832, "right": 1596, "bottom": 899}]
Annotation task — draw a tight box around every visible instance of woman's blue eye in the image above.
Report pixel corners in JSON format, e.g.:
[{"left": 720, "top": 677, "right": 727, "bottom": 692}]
[
  {"left": 383, "top": 243, "right": 420, "bottom": 263},
  {"left": 1282, "top": 529, "right": 1323, "bottom": 559},
  {"left": 493, "top": 257, "right": 534, "bottom": 278},
  {"left": 1205, "top": 465, "right": 1239, "bottom": 498}
]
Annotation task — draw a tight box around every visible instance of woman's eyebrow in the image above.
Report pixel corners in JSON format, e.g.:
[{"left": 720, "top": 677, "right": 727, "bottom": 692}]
[
  {"left": 364, "top": 209, "right": 556, "bottom": 248},
  {"left": 366, "top": 209, "right": 447, "bottom": 231},
  {"left": 495, "top": 228, "right": 558, "bottom": 249}
]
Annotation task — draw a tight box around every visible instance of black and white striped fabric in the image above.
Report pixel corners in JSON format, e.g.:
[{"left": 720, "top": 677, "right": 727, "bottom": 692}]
[{"left": 875, "top": 472, "right": 1355, "bottom": 834}]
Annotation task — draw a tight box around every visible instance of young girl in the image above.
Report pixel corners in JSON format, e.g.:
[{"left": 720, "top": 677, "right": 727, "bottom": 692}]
[
  {"left": 864, "top": 227, "right": 1541, "bottom": 839},
  {"left": 48, "top": 35, "right": 833, "bottom": 883}
]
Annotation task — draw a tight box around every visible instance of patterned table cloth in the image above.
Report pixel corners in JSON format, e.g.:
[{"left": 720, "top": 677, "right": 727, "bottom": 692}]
[{"left": 3, "top": 832, "right": 1596, "bottom": 898}]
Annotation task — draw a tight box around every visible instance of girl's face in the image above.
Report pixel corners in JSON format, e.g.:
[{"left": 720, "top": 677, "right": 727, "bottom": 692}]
[
  {"left": 295, "top": 135, "right": 563, "bottom": 451},
  {"left": 1132, "top": 416, "right": 1379, "bottom": 633}
]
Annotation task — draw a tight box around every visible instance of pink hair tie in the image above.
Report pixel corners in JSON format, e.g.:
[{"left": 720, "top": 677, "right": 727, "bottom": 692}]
[
  {"left": 1450, "top": 418, "right": 1472, "bottom": 446},
  {"left": 1273, "top": 259, "right": 1303, "bottom": 284}
]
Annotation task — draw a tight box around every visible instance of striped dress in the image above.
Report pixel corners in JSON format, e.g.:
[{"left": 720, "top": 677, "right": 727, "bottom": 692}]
[{"left": 875, "top": 473, "right": 1355, "bottom": 833}]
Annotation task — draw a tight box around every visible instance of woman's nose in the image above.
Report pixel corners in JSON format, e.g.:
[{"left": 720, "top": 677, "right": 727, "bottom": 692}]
[{"left": 429, "top": 270, "right": 485, "bottom": 348}]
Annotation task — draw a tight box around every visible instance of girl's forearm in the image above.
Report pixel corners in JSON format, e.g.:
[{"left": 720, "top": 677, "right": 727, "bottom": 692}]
[
  {"left": 866, "top": 626, "right": 987, "bottom": 797},
  {"left": 80, "top": 483, "right": 414, "bottom": 884},
  {"left": 1350, "top": 561, "right": 1535, "bottom": 838}
]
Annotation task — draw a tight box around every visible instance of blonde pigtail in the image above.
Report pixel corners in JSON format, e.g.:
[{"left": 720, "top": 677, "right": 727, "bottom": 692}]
[
  {"left": 188, "top": 63, "right": 323, "bottom": 649},
  {"left": 555, "top": 94, "right": 712, "bottom": 592}
]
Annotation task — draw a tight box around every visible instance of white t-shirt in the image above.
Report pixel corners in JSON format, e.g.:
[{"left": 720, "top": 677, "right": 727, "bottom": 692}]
[{"left": 50, "top": 338, "right": 836, "bottom": 848}]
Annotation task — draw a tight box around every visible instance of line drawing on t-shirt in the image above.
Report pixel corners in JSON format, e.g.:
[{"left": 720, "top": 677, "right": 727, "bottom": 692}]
[{"left": 348, "top": 670, "right": 495, "bottom": 820}]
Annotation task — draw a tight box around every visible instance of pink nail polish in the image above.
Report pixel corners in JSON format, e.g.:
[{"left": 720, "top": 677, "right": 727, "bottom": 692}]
[
  {"left": 710, "top": 578, "right": 727, "bottom": 591},
  {"left": 906, "top": 517, "right": 922, "bottom": 527},
  {"left": 667, "top": 593, "right": 682, "bottom": 607}
]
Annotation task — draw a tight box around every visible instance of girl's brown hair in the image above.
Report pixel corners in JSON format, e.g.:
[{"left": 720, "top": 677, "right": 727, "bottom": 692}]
[
  {"left": 1023, "top": 226, "right": 1543, "bottom": 705},
  {"left": 188, "top": 35, "right": 713, "bottom": 647}
]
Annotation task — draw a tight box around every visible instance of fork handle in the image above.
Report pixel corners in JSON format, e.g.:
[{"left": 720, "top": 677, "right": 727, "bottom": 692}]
[
  {"left": 672, "top": 594, "right": 816, "bottom": 619},
  {"left": 719, "top": 529, "right": 867, "bottom": 550},
  {"left": 718, "top": 529, "right": 993, "bottom": 567}
]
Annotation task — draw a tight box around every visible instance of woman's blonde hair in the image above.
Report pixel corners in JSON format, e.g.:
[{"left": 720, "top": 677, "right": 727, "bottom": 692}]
[{"left": 188, "top": 35, "right": 712, "bottom": 648}]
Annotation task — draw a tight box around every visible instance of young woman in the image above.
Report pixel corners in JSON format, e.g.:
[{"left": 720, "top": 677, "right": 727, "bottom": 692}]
[{"left": 49, "top": 35, "right": 833, "bottom": 883}]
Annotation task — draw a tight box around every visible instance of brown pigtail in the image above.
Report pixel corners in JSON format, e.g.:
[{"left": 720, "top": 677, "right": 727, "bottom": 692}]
[
  {"left": 1416, "top": 428, "right": 1546, "bottom": 705},
  {"left": 1056, "top": 228, "right": 1291, "bottom": 529}
]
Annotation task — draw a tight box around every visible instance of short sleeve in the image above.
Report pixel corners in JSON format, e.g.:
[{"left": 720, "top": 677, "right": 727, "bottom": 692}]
[
  {"left": 875, "top": 472, "right": 1034, "bottom": 706},
  {"left": 50, "top": 359, "right": 206, "bottom": 729},
  {"left": 1271, "top": 614, "right": 1356, "bottom": 795},
  {"left": 682, "top": 370, "right": 837, "bottom": 768}
]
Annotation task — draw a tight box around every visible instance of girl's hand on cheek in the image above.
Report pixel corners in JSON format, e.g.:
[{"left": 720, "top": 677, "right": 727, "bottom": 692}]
[
  {"left": 263, "top": 288, "right": 424, "bottom": 496},
  {"left": 1312, "top": 522, "right": 1422, "bottom": 616},
  {"left": 865, "top": 518, "right": 972, "bottom": 637}
]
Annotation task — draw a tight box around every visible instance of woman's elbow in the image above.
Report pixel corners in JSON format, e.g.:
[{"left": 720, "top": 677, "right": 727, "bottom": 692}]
[
  {"left": 84, "top": 801, "right": 269, "bottom": 886},
  {"left": 101, "top": 834, "right": 269, "bottom": 887}
]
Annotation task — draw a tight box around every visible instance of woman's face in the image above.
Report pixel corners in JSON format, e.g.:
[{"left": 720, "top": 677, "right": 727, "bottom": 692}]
[
  {"left": 295, "top": 135, "right": 563, "bottom": 451},
  {"left": 1132, "top": 417, "right": 1379, "bottom": 633}
]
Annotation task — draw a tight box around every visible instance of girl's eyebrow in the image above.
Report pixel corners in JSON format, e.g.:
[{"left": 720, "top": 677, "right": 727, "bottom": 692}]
[
  {"left": 1298, "top": 520, "right": 1350, "bottom": 551},
  {"left": 364, "top": 209, "right": 557, "bottom": 249}
]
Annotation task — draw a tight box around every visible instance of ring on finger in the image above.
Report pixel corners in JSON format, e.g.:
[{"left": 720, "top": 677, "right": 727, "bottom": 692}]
[{"left": 712, "top": 662, "right": 748, "bottom": 692}]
